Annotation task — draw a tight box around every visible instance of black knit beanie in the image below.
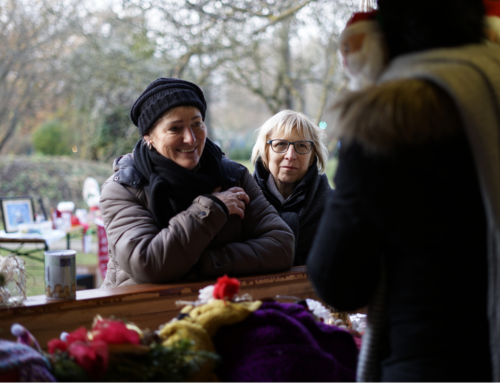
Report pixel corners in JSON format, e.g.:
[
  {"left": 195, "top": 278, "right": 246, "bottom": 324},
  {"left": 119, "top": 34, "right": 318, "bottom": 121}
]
[{"left": 130, "top": 78, "right": 207, "bottom": 136}]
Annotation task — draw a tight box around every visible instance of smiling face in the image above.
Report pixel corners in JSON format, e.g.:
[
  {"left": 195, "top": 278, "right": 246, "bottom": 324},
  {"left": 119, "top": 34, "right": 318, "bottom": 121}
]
[
  {"left": 144, "top": 106, "right": 207, "bottom": 170},
  {"left": 267, "top": 130, "right": 315, "bottom": 188}
]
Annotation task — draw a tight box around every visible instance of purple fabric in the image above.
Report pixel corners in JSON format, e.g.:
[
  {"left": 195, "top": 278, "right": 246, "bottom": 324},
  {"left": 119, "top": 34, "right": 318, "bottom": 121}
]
[
  {"left": 0, "top": 340, "right": 55, "bottom": 382},
  {"left": 19, "top": 364, "right": 56, "bottom": 382},
  {"left": 213, "top": 302, "right": 358, "bottom": 382}
]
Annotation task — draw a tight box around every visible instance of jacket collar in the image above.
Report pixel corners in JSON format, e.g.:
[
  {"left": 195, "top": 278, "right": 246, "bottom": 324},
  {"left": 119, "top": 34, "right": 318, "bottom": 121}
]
[
  {"left": 254, "top": 158, "right": 319, "bottom": 209},
  {"left": 112, "top": 152, "right": 246, "bottom": 189}
]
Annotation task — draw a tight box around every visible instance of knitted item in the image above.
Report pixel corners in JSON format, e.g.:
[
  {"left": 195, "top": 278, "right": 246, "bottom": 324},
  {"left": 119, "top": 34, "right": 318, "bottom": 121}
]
[
  {"left": 159, "top": 300, "right": 263, "bottom": 382},
  {"left": 11, "top": 324, "right": 41, "bottom": 352},
  {"left": 0, "top": 340, "right": 55, "bottom": 382},
  {"left": 189, "top": 299, "right": 262, "bottom": 337},
  {"left": 160, "top": 320, "right": 215, "bottom": 352},
  {"left": 129, "top": 77, "right": 207, "bottom": 136},
  {"left": 213, "top": 302, "right": 358, "bottom": 382},
  {"left": 159, "top": 300, "right": 262, "bottom": 351}
]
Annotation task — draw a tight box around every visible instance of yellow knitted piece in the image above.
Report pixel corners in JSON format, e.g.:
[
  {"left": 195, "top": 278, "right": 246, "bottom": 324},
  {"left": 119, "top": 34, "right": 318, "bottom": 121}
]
[
  {"left": 188, "top": 300, "right": 262, "bottom": 337},
  {"left": 159, "top": 320, "right": 217, "bottom": 382},
  {"left": 158, "top": 300, "right": 262, "bottom": 381},
  {"left": 159, "top": 320, "right": 215, "bottom": 352}
]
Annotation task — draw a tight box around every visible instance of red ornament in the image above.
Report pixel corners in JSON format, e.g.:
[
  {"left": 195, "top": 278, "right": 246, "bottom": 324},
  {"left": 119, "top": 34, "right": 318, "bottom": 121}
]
[
  {"left": 65, "top": 327, "right": 89, "bottom": 345},
  {"left": 48, "top": 339, "right": 68, "bottom": 354},
  {"left": 91, "top": 319, "right": 141, "bottom": 345},
  {"left": 70, "top": 215, "right": 80, "bottom": 226},
  {"left": 212, "top": 275, "right": 240, "bottom": 300},
  {"left": 68, "top": 340, "right": 108, "bottom": 380}
]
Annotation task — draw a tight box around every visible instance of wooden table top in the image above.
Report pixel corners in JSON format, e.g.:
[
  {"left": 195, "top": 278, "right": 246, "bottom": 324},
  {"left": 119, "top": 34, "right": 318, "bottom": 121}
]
[{"left": 5, "top": 265, "right": 309, "bottom": 312}]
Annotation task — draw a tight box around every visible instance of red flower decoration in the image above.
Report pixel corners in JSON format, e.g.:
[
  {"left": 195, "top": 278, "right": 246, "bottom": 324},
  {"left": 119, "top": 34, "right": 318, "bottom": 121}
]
[
  {"left": 48, "top": 339, "right": 68, "bottom": 354},
  {"left": 213, "top": 274, "right": 240, "bottom": 300},
  {"left": 68, "top": 340, "right": 108, "bottom": 380},
  {"left": 66, "top": 327, "right": 89, "bottom": 345},
  {"left": 91, "top": 319, "right": 140, "bottom": 345}
]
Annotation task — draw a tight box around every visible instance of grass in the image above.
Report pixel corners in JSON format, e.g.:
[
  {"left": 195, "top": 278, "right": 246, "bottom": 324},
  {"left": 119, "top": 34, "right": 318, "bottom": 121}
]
[{"left": 0, "top": 238, "right": 98, "bottom": 297}]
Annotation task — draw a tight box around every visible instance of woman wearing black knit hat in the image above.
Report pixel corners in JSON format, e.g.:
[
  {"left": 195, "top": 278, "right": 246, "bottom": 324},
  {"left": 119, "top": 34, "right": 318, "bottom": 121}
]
[
  {"left": 308, "top": 0, "right": 500, "bottom": 381},
  {"left": 99, "top": 78, "right": 294, "bottom": 288}
]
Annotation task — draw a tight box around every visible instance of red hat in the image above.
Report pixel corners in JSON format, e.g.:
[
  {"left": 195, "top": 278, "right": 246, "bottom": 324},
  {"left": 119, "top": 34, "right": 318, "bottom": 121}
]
[
  {"left": 484, "top": 0, "right": 500, "bottom": 17},
  {"left": 340, "top": 10, "right": 380, "bottom": 45},
  {"left": 345, "top": 10, "right": 378, "bottom": 28}
]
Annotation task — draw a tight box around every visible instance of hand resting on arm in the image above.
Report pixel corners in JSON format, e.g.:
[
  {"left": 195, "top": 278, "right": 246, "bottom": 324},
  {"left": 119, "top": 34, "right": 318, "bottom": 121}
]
[{"left": 212, "top": 186, "right": 250, "bottom": 219}]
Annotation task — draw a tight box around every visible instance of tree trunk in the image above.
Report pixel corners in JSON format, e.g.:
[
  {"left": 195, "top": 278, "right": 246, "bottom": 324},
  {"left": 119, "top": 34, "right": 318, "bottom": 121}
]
[
  {"left": 0, "top": 109, "right": 19, "bottom": 153},
  {"left": 202, "top": 83, "right": 215, "bottom": 139},
  {"left": 281, "top": 18, "right": 293, "bottom": 110}
]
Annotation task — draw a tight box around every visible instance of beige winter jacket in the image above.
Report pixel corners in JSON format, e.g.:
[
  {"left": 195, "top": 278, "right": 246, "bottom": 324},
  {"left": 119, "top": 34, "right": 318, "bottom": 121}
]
[{"left": 100, "top": 153, "right": 295, "bottom": 288}]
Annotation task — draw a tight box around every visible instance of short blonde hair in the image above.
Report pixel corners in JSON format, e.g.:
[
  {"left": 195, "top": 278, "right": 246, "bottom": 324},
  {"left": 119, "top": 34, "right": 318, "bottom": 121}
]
[{"left": 251, "top": 110, "right": 329, "bottom": 173}]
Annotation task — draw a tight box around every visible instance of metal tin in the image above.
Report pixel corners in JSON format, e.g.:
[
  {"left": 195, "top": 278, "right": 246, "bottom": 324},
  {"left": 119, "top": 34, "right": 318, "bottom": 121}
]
[{"left": 44, "top": 250, "right": 76, "bottom": 300}]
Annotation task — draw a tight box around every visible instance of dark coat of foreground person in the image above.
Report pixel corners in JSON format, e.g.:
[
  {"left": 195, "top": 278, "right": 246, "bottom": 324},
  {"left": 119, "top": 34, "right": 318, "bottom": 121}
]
[
  {"left": 307, "top": 0, "right": 500, "bottom": 381},
  {"left": 100, "top": 78, "right": 294, "bottom": 288}
]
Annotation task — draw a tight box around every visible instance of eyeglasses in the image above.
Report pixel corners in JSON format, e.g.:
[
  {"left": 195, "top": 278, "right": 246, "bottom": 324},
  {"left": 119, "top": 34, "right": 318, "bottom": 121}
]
[{"left": 266, "top": 139, "right": 315, "bottom": 154}]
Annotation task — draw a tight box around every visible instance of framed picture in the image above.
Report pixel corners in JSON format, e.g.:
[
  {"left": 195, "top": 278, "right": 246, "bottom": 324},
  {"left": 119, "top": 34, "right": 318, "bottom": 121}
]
[{"left": 0, "top": 197, "right": 35, "bottom": 233}]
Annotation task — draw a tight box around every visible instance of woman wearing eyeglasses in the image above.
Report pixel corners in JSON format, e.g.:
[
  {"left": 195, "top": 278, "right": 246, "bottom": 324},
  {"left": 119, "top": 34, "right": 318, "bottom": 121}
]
[{"left": 251, "top": 110, "right": 332, "bottom": 265}]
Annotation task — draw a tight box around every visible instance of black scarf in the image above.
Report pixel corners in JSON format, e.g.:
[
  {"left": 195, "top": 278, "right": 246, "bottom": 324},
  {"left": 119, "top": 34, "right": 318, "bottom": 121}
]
[{"left": 134, "top": 138, "right": 223, "bottom": 228}]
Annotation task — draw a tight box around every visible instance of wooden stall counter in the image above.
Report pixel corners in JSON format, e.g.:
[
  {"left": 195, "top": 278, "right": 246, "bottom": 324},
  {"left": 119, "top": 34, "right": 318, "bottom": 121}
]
[{"left": 0, "top": 266, "right": 317, "bottom": 348}]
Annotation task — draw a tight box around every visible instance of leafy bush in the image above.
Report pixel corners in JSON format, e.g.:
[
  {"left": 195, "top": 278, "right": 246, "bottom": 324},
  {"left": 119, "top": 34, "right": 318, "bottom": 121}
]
[
  {"left": 227, "top": 147, "right": 252, "bottom": 161},
  {"left": 32, "top": 120, "right": 73, "bottom": 156}
]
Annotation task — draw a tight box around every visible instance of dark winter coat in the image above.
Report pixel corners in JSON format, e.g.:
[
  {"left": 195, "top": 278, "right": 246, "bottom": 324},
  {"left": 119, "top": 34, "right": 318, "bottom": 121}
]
[
  {"left": 307, "top": 79, "right": 492, "bottom": 382},
  {"left": 253, "top": 159, "right": 334, "bottom": 266}
]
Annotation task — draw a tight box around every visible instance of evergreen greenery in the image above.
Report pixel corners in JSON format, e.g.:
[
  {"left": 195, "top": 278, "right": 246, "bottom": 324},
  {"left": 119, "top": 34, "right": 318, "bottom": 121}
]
[
  {"left": 48, "top": 340, "right": 218, "bottom": 382},
  {"left": 32, "top": 120, "right": 73, "bottom": 156}
]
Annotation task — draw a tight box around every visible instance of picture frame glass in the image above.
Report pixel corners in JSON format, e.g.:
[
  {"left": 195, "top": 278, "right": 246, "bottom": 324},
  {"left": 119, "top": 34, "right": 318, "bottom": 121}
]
[{"left": 1, "top": 197, "right": 34, "bottom": 233}]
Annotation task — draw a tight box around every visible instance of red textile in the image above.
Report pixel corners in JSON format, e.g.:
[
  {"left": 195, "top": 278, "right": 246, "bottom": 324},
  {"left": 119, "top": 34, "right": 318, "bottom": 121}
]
[
  {"left": 485, "top": 0, "right": 500, "bottom": 17},
  {"left": 96, "top": 219, "right": 109, "bottom": 279},
  {"left": 346, "top": 10, "right": 378, "bottom": 28}
]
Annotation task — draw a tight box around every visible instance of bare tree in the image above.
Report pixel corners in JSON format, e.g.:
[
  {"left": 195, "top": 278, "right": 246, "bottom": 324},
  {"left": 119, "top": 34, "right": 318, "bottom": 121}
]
[
  {"left": 156, "top": 0, "right": 358, "bottom": 121},
  {"left": 0, "top": 0, "right": 82, "bottom": 152},
  {"left": 60, "top": 7, "right": 173, "bottom": 161}
]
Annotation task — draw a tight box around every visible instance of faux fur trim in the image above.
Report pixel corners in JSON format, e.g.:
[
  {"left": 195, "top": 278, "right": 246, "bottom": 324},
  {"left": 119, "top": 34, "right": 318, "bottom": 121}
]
[{"left": 330, "top": 79, "right": 464, "bottom": 153}]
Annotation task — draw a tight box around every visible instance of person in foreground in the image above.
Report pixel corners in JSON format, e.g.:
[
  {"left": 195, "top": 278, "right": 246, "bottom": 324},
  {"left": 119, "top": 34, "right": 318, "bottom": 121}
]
[
  {"left": 251, "top": 110, "right": 332, "bottom": 265},
  {"left": 100, "top": 78, "right": 294, "bottom": 288},
  {"left": 307, "top": 0, "right": 500, "bottom": 381}
]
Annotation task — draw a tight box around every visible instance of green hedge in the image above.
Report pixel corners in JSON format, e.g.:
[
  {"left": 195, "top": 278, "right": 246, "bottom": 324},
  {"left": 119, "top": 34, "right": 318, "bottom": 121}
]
[{"left": 0, "top": 155, "right": 112, "bottom": 214}]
